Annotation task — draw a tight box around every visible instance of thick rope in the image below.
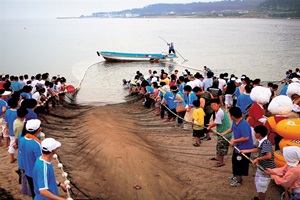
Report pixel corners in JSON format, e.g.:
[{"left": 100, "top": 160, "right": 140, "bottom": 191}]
[{"left": 40, "top": 133, "right": 73, "bottom": 200}]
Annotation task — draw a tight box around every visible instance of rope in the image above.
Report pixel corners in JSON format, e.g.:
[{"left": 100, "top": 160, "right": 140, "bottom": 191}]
[{"left": 142, "top": 93, "right": 300, "bottom": 199}]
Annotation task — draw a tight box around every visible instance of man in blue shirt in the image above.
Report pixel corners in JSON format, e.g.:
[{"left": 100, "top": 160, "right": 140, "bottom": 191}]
[
  {"left": 10, "top": 76, "right": 23, "bottom": 94},
  {"left": 236, "top": 85, "right": 254, "bottom": 115},
  {"left": 168, "top": 42, "right": 175, "bottom": 54},
  {"left": 220, "top": 106, "right": 254, "bottom": 187},
  {"left": 33, "top": 138, "right": 66, "bottom": 200},
  {"left": 182, "top": 85, "right": 198, "bottom": 130},
  {"left": 21, "top": 119, "right": 42, "bottom": 198},
  {"left": 162, "top": 86, "right": 178, "bottom": 122}
]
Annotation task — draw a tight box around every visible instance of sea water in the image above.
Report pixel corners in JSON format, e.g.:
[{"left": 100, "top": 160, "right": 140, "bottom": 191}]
[{"left": 1, "top": 18, "right": 300, "bottom": 105}]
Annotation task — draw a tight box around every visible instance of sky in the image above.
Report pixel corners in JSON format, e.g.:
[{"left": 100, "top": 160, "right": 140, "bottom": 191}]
[{"left": 1, "top": 0, "right": 221, "bottom": 19}]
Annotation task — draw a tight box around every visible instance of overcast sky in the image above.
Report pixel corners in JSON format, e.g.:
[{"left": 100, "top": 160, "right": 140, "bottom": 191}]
[{"left": 1, "top": 0, "right": 221, "bottom": 19}]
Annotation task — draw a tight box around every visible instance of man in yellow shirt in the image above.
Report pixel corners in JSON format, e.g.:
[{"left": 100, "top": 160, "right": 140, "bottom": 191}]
[{"left": 160, "top": 73, "right": 170, "bottom": 86}]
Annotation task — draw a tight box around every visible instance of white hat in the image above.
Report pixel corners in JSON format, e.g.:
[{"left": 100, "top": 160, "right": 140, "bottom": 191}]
[
  {"left": 235, "top": 78, "right": 242, "bottom": 83},
  {"left": 230, "top": 77, "right": 236, "bottom": 81},
  {"left": 0, "top": 90, "right": 11, "bottom": 96},
  {"left": 26, "top": 119, "right": 41, "bottom": 132},
  {"left": 161, "top": 85, "right": 170, "bottom": 92},
  {"left": 42, "top": 138, "right": 61, "bottom": 152},
  {"left": 283, "top": 146, "right": 300, "bottom": 167},
  {"left": 291, "top": 77, "right": 300, "bottom": 83},
  {"left": 151, "top": 77, "right": 158, "bottom": 83}
]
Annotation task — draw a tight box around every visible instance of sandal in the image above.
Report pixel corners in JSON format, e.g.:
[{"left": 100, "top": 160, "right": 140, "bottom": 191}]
[
  {"left": 210, "top": 157, "right": 217, "bottom": 161},
  {"left": 214, "top": 162, "right": 225, "bottom": 167},
  {"left": 193, "top": 143, "right": 200, "bottom": 147}
]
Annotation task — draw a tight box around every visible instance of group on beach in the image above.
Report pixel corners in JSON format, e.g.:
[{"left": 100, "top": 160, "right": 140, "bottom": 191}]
[
  {"left": 0, "top": 72, "right": 72, "bottom": 199},
  {"left": 124, "top": 66, "right": 300, "bottom": 200}
]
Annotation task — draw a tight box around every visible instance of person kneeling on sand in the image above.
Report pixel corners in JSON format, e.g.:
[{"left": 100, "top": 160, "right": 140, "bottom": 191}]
[
  {"left": 241, "top": 125, "right": 276, "bottom": 200},
  {"left": 206, "top": 99, "right": 232, "bottom": 167}
]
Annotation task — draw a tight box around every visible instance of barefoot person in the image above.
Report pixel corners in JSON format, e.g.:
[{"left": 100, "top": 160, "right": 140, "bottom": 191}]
[
  {"left": 0, "top": 90, "right": 11, "bottom": 147},
  {"left": 5, "top": 97, "right": 20, "bottom": 163}
]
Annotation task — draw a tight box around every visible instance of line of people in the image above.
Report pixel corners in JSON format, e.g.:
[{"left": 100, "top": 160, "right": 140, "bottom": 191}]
[
  {"left": 124, "top": 67, "right": 300, "bottom": 200},
  {"left": 0, "top": 72, "right": 71, "bottom": 199}
]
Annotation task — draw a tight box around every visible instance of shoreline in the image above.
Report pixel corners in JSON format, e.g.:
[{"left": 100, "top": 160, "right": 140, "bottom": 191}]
[{"left": 57, "top": 15, "right": 300, "bottom": 20}]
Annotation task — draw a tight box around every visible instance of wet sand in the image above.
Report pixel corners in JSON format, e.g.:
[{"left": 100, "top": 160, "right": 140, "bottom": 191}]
[{"left": 0, "top": 95, "right": 283, "bottom": 200}]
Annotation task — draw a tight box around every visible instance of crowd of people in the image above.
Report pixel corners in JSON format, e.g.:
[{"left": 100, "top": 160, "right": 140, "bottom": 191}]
[
  {"left": 0, "top": 72, "right": 71, "bottom": 199},
  {"left": 1, "top": 67, "right": 300, "bottom": 200},
  {"left": 124, "top": 66, "right": 300, "bottom": 200}
]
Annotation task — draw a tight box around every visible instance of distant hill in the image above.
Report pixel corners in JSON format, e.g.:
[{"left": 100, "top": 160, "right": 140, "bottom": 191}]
[
  {"left": 68, "top": 0, "right": 300, "bottom": 19},
  {"left": 258, "top": 0, "right": 300, "bottom": 17},
  {"left": 89, "top": 0, "right": 265, "bottom": 18}
]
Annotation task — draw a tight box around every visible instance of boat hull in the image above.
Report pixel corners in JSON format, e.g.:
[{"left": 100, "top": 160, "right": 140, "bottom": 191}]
[{"left": 97, "top": 51, "right": 177, "bottom": 62}]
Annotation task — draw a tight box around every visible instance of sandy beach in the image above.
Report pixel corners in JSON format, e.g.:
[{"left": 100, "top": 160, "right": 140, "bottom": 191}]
[{"left": 0, "top": 95, "right": 283, "bottom": 200}]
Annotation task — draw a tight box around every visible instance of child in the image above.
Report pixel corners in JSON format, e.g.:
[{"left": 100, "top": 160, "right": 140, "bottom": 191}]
[
  {"left": 0, "top": 90, "right": 11, "bottom": 147},
  {"left": 241, "top": 125, "right": 276, "bottom": 200},
  {"left": 4, "top": 97, "right": 20, "bottom": 163},
  {"left": 267, "top": 146, "right": 300, "bottom": 200},
  {"left": 207, "top": 99, "right": 232, "bottom": 167},
  {"left": 192, "top": 100, "right": 206, "bottom": 147}
]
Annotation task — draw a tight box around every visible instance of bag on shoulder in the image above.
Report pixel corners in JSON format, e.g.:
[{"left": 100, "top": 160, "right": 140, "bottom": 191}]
[
  {"left": 244, "top": 104, "right": 253, "bottom": 120},
  {"left": 209, "top": 88, "right": 219, "bottom": 98}
]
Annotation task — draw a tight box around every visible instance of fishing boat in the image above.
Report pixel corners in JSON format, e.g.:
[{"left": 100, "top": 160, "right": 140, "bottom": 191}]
[{"left": 97, "top": 51, "right": 177, "bottom": 62}]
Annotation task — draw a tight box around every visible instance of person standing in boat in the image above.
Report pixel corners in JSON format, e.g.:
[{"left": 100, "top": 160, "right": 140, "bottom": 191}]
[{"left": 168, "top": 42, "right": 175, "bottom": 54}]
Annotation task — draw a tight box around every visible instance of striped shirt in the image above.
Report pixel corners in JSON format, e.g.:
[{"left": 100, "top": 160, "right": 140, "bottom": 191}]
[{"left": 258, "top": 137, "right": 276, "bottom": 169}]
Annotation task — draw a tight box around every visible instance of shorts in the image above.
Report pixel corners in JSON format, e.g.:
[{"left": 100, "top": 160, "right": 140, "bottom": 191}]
[
  {"left": 193, "top": 128, "right": 207, "bottom": 138},
  {"left": 8, "top": 136, "right": 16, "bottom": 154},
  {"left": 225, "top": 94, "right": 233, "bottom": 106},
  {"left": 255, "top": 168, "right": 271, "bottom": 193},
  {"left": 216, "top": 139, "right": 230, "bottom": 156},
  {"left": 0, "top": 118, "right": 8, "bottom": 137},
  {"left": 232, "top": 151, "right": 251, "bottom": 176}
]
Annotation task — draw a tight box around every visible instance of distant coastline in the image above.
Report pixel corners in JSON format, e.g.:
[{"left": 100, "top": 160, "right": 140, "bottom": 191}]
[
  {"left": 57, "top": 14, "right": 290, "bottom": 20},
  {"left": 56, "top": 0, "right": 299, "bottom": 20}
]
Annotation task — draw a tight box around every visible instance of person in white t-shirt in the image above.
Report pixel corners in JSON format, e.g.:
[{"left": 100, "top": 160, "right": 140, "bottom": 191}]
[{"left": 218, "top": 73, "right": 227, "bottom": 92}]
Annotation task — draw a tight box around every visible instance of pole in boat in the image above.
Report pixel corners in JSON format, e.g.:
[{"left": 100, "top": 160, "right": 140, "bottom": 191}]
[{"left": 158, "top": 36, "right": 188, "bottom": 62}]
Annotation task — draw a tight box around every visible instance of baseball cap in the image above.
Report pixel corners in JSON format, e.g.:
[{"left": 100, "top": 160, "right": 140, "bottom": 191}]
[
  {"left": 26, "top": 119, "right": 41, "bottom": 132},
  {"left": 42, "top": 138, "right": 61, "bottom": 152}
]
